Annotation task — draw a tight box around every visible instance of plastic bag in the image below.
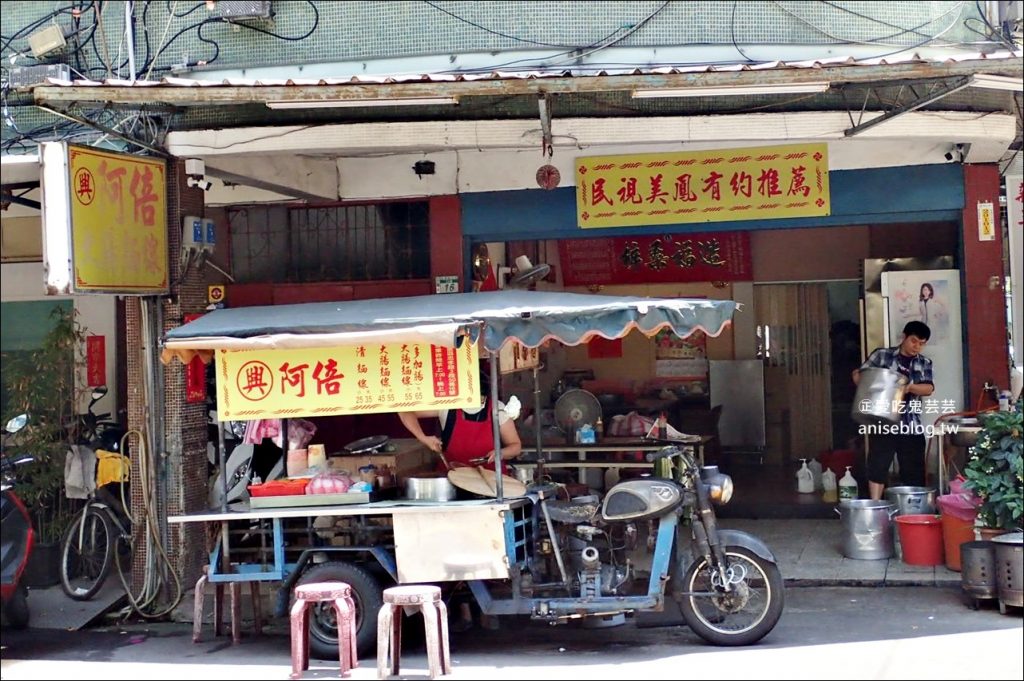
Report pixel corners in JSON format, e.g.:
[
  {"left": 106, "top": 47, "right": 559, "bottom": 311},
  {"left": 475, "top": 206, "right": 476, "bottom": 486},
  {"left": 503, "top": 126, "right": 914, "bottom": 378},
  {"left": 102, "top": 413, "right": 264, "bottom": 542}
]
[
  {"left": 305, "top": 470, "right": 352, "bottom": 495},
  {"left": 937, "top": 475, "right": 981, "bottom": 522}
]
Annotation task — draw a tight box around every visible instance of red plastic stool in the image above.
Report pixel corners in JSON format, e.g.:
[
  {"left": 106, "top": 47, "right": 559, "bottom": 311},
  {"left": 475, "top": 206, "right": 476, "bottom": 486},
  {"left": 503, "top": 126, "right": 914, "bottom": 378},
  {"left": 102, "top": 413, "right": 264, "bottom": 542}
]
[
  {"left": 290, "top": 581, "right": 358, "bottom": 679},
  {"left": 192, "top": 565, "right": 263, "bottom": 645},
  {"left": 376, "top": 584, "right": 450, "bottom": 679}
]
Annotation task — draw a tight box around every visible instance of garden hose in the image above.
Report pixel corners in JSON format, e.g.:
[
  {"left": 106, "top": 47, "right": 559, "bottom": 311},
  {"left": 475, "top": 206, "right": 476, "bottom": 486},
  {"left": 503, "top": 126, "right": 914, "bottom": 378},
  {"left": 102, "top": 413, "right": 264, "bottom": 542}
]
[{"left": 113, "top": 427, "right": 183, "bottom": 620}]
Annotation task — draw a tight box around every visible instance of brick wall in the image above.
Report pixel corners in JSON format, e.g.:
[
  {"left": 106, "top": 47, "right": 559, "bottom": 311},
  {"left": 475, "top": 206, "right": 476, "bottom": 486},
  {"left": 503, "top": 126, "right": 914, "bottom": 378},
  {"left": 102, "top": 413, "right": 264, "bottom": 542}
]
[{"left": 126, "top": 159, "right": 213, "bottom": 598}]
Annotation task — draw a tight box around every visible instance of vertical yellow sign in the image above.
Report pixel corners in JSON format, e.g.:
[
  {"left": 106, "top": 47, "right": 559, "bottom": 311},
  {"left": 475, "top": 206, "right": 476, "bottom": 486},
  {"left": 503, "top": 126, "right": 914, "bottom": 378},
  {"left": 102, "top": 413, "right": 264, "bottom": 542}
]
[{"left": 68, "top": 145, "right": 168, "bottom": 293}]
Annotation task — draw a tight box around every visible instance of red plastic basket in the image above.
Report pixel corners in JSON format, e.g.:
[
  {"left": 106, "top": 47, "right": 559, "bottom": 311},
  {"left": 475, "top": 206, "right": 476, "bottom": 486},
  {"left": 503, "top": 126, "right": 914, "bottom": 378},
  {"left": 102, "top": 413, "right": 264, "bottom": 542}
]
[{"left": 248, "top": 479, "right": 308, "bottom": 497}]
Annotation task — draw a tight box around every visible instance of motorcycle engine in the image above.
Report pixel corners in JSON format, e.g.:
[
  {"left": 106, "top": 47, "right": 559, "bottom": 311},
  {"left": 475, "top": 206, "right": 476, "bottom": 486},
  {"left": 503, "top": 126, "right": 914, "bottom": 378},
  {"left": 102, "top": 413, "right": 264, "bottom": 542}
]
[{"left": 573, "top": 525, "right": 627, "bottom": 597}]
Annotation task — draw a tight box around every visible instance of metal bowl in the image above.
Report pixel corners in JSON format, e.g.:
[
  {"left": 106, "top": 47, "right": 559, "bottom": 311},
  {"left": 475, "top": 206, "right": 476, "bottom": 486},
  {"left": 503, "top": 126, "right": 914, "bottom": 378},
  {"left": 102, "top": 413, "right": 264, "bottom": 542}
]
[
  {"left": 405, "top": 476, "right": 456, "bottom": 502},
  {"left": 945, "top": 416, "right": 982, "bottom": 447}
]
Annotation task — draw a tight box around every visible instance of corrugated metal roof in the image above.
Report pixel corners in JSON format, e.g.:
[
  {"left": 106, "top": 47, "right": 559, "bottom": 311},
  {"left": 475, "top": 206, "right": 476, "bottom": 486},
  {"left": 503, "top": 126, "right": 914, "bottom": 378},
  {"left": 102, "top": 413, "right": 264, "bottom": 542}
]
[{"left": 35, "top": 50, "right": 1023, "bottom": 88}]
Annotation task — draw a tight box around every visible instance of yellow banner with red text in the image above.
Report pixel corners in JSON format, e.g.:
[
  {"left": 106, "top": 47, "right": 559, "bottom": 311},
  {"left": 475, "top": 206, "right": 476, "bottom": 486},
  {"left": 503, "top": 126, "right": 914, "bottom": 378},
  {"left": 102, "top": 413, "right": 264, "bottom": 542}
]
[
  {"left": 215, "top": 341, "right": 480, "bottom": 420},
  {"left": 576, "top": 143, "right": 830, "bottom": 229},
  {"left": 68, "top": 145, "right": 168, "bottom": 293}
]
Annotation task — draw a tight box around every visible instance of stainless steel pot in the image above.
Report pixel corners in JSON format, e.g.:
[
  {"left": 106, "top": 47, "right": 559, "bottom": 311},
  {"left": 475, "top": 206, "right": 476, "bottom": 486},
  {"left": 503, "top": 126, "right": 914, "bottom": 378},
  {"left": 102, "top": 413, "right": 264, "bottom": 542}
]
[
  {"left": 836, "top": 499, "right": 897, "bottom": 560},
  {"left": 405, "top": 476, "right": 456, "bottom": 502},
  {"left": 851, "top": 368, "right": 907, "bottom": 425},
  {"left": 885, "top": 486, "right": 937, "bottom": 516}
]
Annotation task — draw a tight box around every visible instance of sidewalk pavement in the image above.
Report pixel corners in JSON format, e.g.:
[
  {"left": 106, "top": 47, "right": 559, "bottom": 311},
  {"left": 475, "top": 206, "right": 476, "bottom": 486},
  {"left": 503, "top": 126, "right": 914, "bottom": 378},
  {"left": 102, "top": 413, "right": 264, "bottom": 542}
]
[{"left": 723, "top": 519, "right": 962, "bottom": 587}]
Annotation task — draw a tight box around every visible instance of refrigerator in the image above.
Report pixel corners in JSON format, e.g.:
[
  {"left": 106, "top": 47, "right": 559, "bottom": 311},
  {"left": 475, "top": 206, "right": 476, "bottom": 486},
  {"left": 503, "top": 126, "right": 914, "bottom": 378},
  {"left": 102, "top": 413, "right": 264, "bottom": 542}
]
[{"left": 862, "top": 259, "right": 965, "bottom": 433}]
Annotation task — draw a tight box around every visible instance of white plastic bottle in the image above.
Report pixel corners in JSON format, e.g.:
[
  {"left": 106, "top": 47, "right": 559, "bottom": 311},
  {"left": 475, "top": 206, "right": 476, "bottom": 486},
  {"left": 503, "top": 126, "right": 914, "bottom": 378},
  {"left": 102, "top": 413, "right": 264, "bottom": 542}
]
[
  {"left": 822, "top": 468, "right": 838, "bottom": 503},
  {"left": 796, "top": 459, "right": 815, "bottom": 494},
  {"left": 807, "top": 457, "right": 823, "bottom": 491},
  {"left": 839, "top": 465, "right": 858, "bottom": 501}
]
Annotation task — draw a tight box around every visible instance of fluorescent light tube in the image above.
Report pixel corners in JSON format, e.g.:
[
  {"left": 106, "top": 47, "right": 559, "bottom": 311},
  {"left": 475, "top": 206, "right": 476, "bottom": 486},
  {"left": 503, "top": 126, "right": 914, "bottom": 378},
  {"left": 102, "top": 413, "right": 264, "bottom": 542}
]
[
  {"left": 969, "top": 74, "right": 1023, "bottom": 92},
  {"left": 266, "top": 97, "right": 458, "bottom": 109},
  {"left": 633, "top": 82, "right": 830, "bottom": 98}
]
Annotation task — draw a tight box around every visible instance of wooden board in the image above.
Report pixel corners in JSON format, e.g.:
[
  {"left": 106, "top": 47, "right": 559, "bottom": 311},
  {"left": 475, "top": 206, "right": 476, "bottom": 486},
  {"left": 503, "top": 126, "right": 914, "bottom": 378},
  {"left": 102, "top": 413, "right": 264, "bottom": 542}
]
[{"left": 447, "top": 466, "right": 527, "bottom": 498}]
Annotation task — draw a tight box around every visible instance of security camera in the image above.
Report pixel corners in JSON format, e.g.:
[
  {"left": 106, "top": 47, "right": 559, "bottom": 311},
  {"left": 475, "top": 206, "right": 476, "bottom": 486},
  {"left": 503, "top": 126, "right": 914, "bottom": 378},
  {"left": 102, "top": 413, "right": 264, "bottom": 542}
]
[{"left": 187, "top": 176, "right": 213, "bottom": 191}]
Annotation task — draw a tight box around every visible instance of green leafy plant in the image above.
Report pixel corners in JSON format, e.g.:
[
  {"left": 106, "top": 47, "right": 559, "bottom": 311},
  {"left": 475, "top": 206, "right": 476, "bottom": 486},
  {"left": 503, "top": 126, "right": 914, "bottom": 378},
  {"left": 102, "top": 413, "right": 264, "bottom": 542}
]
[
  {"left": 962, "top": 400, "right": 1023, "bottom": 531},
  {"left": 1, "top": 307, "right": 89, "bottom": 544}
]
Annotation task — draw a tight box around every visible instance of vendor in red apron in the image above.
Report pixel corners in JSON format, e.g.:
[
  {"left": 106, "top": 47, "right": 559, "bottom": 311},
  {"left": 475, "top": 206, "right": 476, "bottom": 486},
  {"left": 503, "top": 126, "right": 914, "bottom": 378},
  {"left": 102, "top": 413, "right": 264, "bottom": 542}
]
[{"left": 398, "top": 370, "right": 522, "bottom": 475}]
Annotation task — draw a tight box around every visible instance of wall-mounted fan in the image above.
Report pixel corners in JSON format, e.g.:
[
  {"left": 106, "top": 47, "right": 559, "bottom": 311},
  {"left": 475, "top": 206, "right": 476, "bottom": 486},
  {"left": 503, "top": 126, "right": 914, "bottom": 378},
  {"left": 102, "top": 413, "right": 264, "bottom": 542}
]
[{"left": 507, "top": 255, "right": 551, "bottom": 289}]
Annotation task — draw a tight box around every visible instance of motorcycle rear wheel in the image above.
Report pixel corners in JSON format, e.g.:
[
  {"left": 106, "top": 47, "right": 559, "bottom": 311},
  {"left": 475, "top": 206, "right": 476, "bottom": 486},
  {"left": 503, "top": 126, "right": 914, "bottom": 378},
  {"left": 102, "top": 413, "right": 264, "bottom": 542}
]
[
  {"left": 679, "top": 545, "right": 784, "bottom": 646},
  {"left": 60, "top": 508, "right": 115, "bottom": 601}
]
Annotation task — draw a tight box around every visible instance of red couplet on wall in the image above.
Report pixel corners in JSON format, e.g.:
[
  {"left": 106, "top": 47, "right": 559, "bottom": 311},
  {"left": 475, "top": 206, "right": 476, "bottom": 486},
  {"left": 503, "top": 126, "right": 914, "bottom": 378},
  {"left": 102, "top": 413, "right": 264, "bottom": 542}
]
[
  {"left": 86, "top": 335, "right": 106, "bottom": 387},
  {"left": 184, "top": 313, "right": 207, "bottom": 403}
]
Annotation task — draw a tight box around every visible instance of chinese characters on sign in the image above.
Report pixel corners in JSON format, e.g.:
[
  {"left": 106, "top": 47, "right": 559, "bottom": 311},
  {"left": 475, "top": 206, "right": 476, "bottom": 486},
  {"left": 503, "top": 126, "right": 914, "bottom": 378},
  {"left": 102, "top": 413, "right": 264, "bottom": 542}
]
[
  {"left": 68, "top": 145, "right": 168, "bottom": 293},
  {"left": 558, "top": 232, "right": 751, "bottom": 286},
  {"left": 215, "top": 340, "right": 481, "bottom": 419},
  {"left": 858, "top": 397, "right": 958, "bottom": 416},
  {"left": 576, "top": 143, "right": 829, "bottom": 229}
]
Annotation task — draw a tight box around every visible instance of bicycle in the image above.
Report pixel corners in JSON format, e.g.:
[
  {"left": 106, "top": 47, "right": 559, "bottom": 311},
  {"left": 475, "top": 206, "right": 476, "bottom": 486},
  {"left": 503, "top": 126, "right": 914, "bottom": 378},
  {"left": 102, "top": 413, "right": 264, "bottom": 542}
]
[{"left": 59, "top": 389, "right": 132, "bottom": 602}]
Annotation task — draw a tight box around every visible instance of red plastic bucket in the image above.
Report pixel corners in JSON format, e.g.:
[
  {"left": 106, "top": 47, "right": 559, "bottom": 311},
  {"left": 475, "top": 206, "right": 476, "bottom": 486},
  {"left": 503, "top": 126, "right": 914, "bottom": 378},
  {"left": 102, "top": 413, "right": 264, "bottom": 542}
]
[
  {"left": 895, "top": 514, "right": 944, "bottom": 566},
  {"left": 819, "top": 449, "right": 858, "bottom": 477}
]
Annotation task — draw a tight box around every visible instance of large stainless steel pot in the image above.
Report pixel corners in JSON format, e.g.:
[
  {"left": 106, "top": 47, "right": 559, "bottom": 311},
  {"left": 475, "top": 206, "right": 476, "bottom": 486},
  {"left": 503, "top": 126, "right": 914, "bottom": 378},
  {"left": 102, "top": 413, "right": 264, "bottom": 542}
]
[
  {"left": 836, "top": 499, "right": 897, "bottom": 560},
  {"left": 851, "top": 368, "right": 908, "bottom": 425},
  {"left": 405, "top": 476, "right": 456, "bottom": 502}
]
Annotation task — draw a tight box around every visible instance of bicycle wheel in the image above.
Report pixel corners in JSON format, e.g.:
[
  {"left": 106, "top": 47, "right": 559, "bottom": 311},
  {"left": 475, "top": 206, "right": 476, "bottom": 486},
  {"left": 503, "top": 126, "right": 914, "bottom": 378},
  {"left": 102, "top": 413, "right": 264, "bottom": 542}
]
[{"left": 60, "top": 507, "right": 115, "bottom": 601}]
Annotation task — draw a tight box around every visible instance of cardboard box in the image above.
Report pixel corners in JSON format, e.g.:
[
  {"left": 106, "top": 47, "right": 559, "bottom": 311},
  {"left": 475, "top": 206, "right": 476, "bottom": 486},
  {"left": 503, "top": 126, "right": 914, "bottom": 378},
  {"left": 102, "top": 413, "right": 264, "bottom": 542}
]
[{"left": 327, "top": 438, "right": 435, "bottom": 483}]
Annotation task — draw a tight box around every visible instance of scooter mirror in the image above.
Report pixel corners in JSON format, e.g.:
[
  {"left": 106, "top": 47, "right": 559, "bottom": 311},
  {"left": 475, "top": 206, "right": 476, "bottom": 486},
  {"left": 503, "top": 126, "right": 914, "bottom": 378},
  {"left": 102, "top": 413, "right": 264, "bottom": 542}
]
[
  {"left": 5, "top": 414, "right": 28, "bottom": 433},
  {"left": 91, "top": 386, "right": 108, "bottom": 401}
]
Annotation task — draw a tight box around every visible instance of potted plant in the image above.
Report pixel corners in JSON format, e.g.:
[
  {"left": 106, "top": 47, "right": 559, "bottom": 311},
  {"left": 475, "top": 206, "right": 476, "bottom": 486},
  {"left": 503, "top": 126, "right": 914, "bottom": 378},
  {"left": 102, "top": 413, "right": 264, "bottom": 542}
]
[
  {"left": 962, "top": 400, "right": 1023, "bottom": 534},
  {"left": 1, "top": 307, "right": 89, "bottom": 585}
]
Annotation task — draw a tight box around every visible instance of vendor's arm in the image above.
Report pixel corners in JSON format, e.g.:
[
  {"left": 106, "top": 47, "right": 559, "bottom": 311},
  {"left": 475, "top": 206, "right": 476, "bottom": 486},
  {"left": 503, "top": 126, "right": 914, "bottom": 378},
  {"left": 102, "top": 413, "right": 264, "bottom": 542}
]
[
  {"left": 485, "top": 418, "right": 523, "bottom": 464},
  {"left": 907, "top": 357, "right": 935, "bottom": 397},
  {"left": 398, "top": 410, "right": 443, "bottom": 453}
]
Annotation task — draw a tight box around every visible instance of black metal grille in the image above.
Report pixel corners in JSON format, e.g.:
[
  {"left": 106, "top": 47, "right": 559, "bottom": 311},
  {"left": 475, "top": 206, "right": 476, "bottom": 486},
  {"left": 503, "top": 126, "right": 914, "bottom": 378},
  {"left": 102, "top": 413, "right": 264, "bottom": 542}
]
[{"left": 228, "top": 202, "right": 430, "bottom": 283}]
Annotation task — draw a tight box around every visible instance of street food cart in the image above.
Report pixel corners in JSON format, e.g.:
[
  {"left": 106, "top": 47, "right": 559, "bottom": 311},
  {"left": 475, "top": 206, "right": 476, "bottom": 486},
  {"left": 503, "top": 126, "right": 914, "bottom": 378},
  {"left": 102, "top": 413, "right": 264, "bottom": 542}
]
[{"left": 163, "top": 290, "right": 786, "bottom": 656}]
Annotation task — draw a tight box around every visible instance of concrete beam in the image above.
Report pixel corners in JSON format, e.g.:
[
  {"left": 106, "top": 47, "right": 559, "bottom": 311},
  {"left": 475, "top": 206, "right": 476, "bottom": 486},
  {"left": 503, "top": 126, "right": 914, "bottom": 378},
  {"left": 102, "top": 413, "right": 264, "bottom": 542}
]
[{"left": 202, "top": 155, "right": 338, "bottom": 201}]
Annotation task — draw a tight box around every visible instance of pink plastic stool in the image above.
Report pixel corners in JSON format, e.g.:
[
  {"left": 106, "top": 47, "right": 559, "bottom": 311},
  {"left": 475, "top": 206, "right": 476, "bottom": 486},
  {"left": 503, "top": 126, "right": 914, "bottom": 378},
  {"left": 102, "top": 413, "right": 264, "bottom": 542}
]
[
  {"left": 376, "top": 584, "right": 450, "bottom": 679},
  {"left": 290, "top": 581, "right": 358, "bottom": 679},
  {"left": 192, "top": 565, "right": 263, "bottom": 645}
]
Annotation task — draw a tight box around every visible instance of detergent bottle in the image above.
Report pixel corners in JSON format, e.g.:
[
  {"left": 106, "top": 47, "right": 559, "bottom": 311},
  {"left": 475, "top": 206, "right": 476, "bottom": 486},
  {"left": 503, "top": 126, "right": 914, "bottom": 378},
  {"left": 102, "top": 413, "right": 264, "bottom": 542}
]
[
  {"left": 796, "top": 459, "right": 815, "bottom": 494},
  {"left": 839, "top": 466, "right": 859, "bottom": 501},
  {"left": 821, "top": 468, "right": 838, "bottom": 503},
  {"left": 807, "top": 457, "right": 823, "bottom": 491}
]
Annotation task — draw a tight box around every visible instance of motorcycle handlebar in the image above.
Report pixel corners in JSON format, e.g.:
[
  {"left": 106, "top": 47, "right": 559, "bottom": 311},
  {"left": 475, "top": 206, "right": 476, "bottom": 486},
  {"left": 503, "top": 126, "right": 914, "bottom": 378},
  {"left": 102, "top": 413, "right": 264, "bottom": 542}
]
[{"left": 645, "top": 446, "right": 682, "bottom": 463}]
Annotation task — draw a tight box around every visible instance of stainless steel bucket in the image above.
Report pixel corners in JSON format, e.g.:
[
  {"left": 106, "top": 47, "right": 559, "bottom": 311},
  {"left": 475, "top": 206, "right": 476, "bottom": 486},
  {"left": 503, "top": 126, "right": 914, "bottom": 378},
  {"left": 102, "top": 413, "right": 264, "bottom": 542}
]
[
  {"left": 851, "top": 368, "right": 908, "bottom": 425},
  {"left": 836, "top": 499, "right": 897, "bottom": 560},
  {"left": 993, "top": 532, "right": 1024, "bottom": 609},
  {"left": 960, "top": 540, "right": 998, "bottom": 600},
  {"left": 885, "top": 486, "right": 937, "bottom": 516}
]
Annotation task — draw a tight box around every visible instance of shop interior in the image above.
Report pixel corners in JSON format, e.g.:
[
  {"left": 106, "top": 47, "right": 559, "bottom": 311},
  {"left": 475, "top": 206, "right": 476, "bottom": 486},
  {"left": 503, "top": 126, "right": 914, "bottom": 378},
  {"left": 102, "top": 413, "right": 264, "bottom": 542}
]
[{"left": 212, "top": 220, "right": 966, "bottom": 519}]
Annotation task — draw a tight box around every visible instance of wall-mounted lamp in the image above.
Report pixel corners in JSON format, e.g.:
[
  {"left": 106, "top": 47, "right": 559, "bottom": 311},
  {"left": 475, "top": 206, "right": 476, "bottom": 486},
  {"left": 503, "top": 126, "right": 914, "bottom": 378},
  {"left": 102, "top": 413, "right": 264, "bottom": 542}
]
[{"left": 632, "top": 82, "right": 830, "bottom": 98}]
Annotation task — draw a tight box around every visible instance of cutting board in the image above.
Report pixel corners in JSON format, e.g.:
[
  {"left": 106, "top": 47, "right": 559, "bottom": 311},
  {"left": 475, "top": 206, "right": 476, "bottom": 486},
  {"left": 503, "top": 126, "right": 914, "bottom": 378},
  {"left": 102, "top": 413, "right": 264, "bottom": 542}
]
[{"left": 447, "top": 466, "right": 527, "bottom": 498}]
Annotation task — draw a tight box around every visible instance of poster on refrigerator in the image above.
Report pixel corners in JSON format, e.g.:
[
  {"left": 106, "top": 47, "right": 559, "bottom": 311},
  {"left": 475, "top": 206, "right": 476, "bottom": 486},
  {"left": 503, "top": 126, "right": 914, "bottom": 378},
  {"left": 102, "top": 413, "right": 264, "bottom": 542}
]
[{"left": 880, "top": 269, "right": 964, "bottom": 429}]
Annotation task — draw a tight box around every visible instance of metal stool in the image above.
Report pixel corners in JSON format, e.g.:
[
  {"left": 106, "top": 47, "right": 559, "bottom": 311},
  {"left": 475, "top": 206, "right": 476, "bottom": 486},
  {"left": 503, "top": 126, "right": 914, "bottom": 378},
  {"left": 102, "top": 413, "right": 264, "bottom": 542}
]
[
  {"left": 192, "top": 565, "right": 263, "bottom": 645},
  {"left": 290, "top": 581, "right": 358, "bottom": 679},
  {"left": 376, "top": 584, "right": 451, "bottom": 679}
]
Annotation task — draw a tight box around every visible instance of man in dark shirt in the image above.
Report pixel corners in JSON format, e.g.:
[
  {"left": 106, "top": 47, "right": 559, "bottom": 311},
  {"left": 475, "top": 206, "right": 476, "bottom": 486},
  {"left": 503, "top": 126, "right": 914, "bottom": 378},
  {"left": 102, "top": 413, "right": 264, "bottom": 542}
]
[{"left": 852, "top": 321, "right": 935, "bottom": 500}]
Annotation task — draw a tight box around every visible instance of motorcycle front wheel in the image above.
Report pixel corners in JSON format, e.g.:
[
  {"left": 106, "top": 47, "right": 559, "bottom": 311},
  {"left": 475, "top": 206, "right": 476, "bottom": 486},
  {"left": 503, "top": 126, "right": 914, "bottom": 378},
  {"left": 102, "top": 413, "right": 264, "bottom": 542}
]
[
  {"left": 60, "top": 508, "right": 115, "bottom": 601},
  {"left": 679, "top": 545, "right": 784, "bottom": 646}
]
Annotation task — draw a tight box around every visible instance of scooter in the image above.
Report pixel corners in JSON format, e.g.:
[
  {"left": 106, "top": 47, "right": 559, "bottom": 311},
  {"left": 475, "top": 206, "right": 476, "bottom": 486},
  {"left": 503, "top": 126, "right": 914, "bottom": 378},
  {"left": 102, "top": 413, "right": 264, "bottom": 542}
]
[{"left": 1, "top": 414, "right": 35, "bottom": 629}]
